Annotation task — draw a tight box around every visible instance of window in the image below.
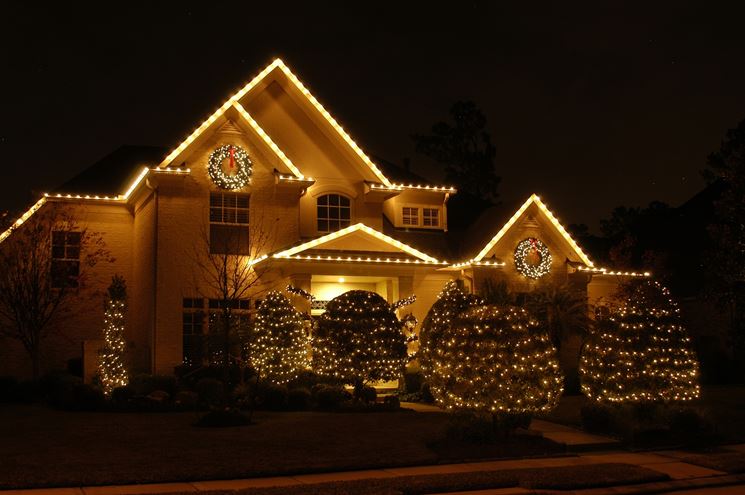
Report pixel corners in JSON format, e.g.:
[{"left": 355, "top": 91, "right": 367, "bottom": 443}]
[
  {"left": 317, "top": 194, "right": 351, "bottom": 233},
  {"left": 51, "top": 231, "right": 81, "bottom": 288},
  {"left": 402, "top": 207, "right": 419, "bottom": 226},
  {"left": 207, "top": 298, "right": 252, "bottom": 365},
  {"left": 210, "top": 192, "right": 249, "bottom": 255},
  {"left": 182, "top": 298, "right": 205, "bottom": 366},
  {"left": 422, "top": 208, "right": 440, "bottom": 227},
  {"left": 400, "top": 206, "right": 441, "bottom": 229}
]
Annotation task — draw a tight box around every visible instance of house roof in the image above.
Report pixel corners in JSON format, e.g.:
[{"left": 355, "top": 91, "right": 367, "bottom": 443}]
[{"left": 57, "top": 146, "right": 167, "bottom": 196}]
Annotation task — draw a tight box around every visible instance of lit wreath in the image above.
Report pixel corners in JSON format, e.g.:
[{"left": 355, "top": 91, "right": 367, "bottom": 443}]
[
  {"left": 208, "top": 144, "right": 252, "bottom": 189},
  {"left": 514, "top": 237, "right": 552, "bottom": 279}
]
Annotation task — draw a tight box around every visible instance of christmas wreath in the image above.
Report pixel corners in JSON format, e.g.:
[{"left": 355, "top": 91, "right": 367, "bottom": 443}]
[
  {"left": 514, "top": 237, "right": 552, "bottom": 279},
  {"left": 208, "top": 144, "right": 252, "bottom": 189}
]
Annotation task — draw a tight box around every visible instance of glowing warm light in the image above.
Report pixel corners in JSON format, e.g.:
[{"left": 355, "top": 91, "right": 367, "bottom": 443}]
[
  {"left": 0, "top": 197, "right": 47, "bottom": 244},
  {"left": 338, "top": 277, "right": 345, "bottom": 284},
  {"left": 472, "top": 194, "right": 594, "bottom": 267},
  {"left": 369, "top": 183, "right": 457, "bottom": 193},
  {"left": 272, "top": 223, "right": 443, "bottom": 264},
  {"left": 577, "top": 266, "right": 651, "bottom": 277}
]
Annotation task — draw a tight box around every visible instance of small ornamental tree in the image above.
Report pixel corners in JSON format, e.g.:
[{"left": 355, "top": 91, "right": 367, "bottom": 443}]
[
  {"left": 580, "top": 280, "right": 701, "bottom": 404},
  {"left": 98, "top": 275, "right": 128, "bottom": 395},
  {"left": 252, "top": 291, "right": 309, "bottom": 384},
  {"left": 419, "top": 281, "right": 481, "bottom": 399},
  {"left": 432, "top": 304, "right": 564, "bottom": 426},
  {"left": 313, "top": 290, "right": 407, "bottom": 396}
]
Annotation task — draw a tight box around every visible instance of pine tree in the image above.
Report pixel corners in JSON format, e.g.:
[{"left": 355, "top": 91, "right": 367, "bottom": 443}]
[
  {"left": 313, "top": 290, "right": 407, "bottom": 395},
  {"left": 98, "top": 275, "right": 128, "bottom": 395},
  {"left": 252, "top": 291, "right": 309, "bottom": 384},
  {"left": 580, "top": 280, "right": 700, "bottom": 404},
  {"left": 432, "top": 304, "right": 563, "bottom": 418},
  {"left": 419, "top": 281, "right": 481, "bottom": 401}
]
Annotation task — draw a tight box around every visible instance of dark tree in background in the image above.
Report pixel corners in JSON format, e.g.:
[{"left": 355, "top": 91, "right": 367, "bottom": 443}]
[
  {"left": 703, "top": 118, "right": 745, "bottom": 376},
  {"left": 412, "top": 101, "right": 500, "bottom": 202}
]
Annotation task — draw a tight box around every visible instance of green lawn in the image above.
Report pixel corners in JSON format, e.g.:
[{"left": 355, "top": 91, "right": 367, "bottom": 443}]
[{"left": 0, "top": 405, "right": 558, "bottom": 489}]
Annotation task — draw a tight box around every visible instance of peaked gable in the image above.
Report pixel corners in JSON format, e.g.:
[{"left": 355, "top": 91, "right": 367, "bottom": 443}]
[
  {"left": 159, "top": 59, "right": 394, "bottom": 187},
  {"left": 471, "top": 194, "right": 594, "bottom": 267},
  {"left": 272, "top": 223, "right": 445, "bottom": 264}
]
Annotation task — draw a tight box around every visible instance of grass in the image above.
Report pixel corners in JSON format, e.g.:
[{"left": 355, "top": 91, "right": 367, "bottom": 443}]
[
  {"left": 682, "top": 450, "right": 745, "bottom": 474},
  {"left": 146, "top": 463, "right": 668, "bottom": 495},
  {"left": 0, "top": 404, "right": 564, "bottom": 489}
]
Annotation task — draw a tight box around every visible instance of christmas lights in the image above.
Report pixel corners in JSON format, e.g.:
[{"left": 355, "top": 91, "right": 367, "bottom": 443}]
[
  {"left": 580, "top": 280, "right": 700, "bottom": 404},
  {"left": 286, "top": 284, "right": 315, "bottom": 301},
  {"left": 392, "top": 294, "right": 417, "bottom": 311},
  {"left": 312, "top": 290, "right": 408, "bottom": 392},
  {"left": 252, "top": 291, "right": 310, "bottom": 384},
  {"left": 514, "top": 237, "right": 552, "bottom": 279},
  {"left": 208, "top": 144, "right": 252, "bottom": 190},
  {"left": 98, "top": 276, "right": 129, "bottom": 395}
]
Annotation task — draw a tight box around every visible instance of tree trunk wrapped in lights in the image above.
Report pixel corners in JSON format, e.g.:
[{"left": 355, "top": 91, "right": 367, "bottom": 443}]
[
  {"left": 431, "top": 304, "right": 564, "bottom": 419},
  {"left": 252, "top": 290, "right": 309, "bottom": 384},
  {"left": 580, "top": 280, "right": 701, "bottom": 404},
  {"left": 98, "top": 275, "right": 128, "bottom": 395},
  {"left": 419, "top": 281, "right": 482, "bottom": 402},
  {"left": 313, "top": 290, "right": 407, "bottom": 396}
]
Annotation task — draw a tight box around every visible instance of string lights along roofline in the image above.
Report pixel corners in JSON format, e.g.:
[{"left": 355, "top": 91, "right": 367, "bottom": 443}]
[{"left": 472, "top": 193, "right": 595, "bottom": 267}]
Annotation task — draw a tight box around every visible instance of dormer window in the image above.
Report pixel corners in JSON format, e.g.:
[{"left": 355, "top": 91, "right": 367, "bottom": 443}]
[
  {"left": 400, "top": 205, "right": 441, "bottom": 229},
  {"left": 317, "top": 194, "right": 351, "bottom": 233}
]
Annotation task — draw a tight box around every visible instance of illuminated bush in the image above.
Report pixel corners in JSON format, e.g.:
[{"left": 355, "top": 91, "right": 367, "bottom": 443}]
[
  {"left": 580, "top": 280, "right": 700, "bottom": 404},
  {"left": 312, "top": 290, "right": 407, "bottom": 394},
  {"left": 431, "top": 304, "right": 564, "bottom": 416},
  {"left": 252, "top": 291, "right": 309, "bottom": 385}
]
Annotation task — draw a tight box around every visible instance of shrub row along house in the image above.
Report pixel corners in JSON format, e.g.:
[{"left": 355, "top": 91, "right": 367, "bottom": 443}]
[{"left": 0, "top": 59, "right": 648, "bottom": 380}]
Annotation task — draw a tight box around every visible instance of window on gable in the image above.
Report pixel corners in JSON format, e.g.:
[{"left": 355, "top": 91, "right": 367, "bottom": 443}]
[
  {"left": 422, "top": 208, "right": 440, "bottom": 227},
  {"left": 210, "top": 192, "right": 249, "bottom": 255},
  {"left": 51, "top": 231, "right": 81, "bottom": 289},
  {"left": 182, "top": 298, "right": 205, "bottom": 366},
  {"left": 402, "top": 207, "right": 419, "bottom": 226},
  {"left": 317, "top": 194, "right": 351, "bottom": 233}
]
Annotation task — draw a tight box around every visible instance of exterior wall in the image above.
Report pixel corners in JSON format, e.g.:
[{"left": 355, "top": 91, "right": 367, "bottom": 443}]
[{"left": 382, "top": 190, "right": 448, "bottom": 230}]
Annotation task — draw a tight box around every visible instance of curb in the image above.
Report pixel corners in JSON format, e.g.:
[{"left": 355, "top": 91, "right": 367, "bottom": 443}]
[{"left": 535, "top": 473, "right": 745, "bottom": 495}]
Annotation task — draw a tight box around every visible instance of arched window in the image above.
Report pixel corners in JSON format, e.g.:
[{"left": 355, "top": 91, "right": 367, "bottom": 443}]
[{"left": 317, "top": 194, "right": 351, "bottom": 233}]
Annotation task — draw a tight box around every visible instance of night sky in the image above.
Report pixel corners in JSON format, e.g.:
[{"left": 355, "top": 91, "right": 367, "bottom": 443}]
[{"left": 2, "top": 1, "right": 745, "bottom": 231}]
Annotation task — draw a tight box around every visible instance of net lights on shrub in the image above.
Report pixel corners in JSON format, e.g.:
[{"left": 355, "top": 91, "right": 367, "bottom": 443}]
[
  {"left": 98, "top": 276, "right": 129, "bottom": 396},
  {"left": 580, "top": 280, "right": 700, "bottom": 404},
  {"left": 252, "top": 291, "right": 310, "bottom": 384},
  {"left": 312, "top": 290, "right": 408, "bottom": 389}
]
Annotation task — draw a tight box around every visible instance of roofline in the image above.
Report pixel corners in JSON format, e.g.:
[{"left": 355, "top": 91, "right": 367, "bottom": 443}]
[
  {"left": 272, "top": 222, "right": 444, "bottom": 264},
  {"left": 471, "top": 193, "right": 595, "bottom": 267}
]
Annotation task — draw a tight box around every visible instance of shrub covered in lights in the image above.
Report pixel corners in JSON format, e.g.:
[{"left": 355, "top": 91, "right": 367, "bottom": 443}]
[
  {"left": 430, "top": 304, "right": 564, "bottom": 418},
  {"left": 580, "top": 280, "right": 700, "bottom": 404},
  {"left": 419, "top": 281, "right": 481, "bottom": 400},
  {"left": 252, "top": 291, "right": 310, "bottom": 385},
  {"left": 98, "top": 275, "right": 129, "bottom": 396},
  {"left": 313, "top": 290, "right": 407, "bottom": 396}
]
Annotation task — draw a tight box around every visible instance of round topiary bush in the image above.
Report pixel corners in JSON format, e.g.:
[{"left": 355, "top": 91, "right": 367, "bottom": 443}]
[
  {"left": 314, "top": 385, "right": 351, "bottom": 410},
  {"left": 287, "top": 387, "right": 311, "bottom": 410},
  {"left": 196, "top": 378, "right": 225, "bottom": 407}
]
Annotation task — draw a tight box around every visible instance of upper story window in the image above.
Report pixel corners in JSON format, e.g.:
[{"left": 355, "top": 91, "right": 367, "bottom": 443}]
[
  {"left": 317, "top": 194, "right": 351, "bottom": 233},
  {"left": 51, "top": 231, "right": 81, "bottom": 288},
  {"left": 210, "top": 192, "right": 249, "bottom": 255},
  {"left": 400, "top": 206, "right": 441, "bottom": 229}
]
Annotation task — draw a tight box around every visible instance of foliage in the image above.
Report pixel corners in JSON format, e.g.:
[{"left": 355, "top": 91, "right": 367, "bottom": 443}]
[
  {"left": 260, "top": 383, "right": 288, "bottom": 410},
  {"left": 419, "top": 281, "right": 481, "bottom": 399},
  {"left": 98, "top": 275, "right": 129, "bottom": 395},
  {"left": 313, "top": 290, "right": 407, "bottom": 394},
  {"left": 580, "top": 280, "right": 700, "bottom": 404},
  {"left": 252, "top": 291, "right": 309, "bottom": 384},
  {"left": 703, "top": 117, "right": 745, "bottom": 374},
  {"left": 0, "top": 204, "right": 112, "bottom": 378},
  {"left": 412, "top": 101, "right": 500, "bottom": 202},
  {"left": 287, "top": 387, "right": 311, "bottom": 410},
  {"left": 525, "top": 282, "right": 591, "bottom": 348},
  {"left": 313, "top": 384, "right": 351, "bottom": 409},
  {"left": 195, "top": 377, "right": 225, "bottom": 407},
  {"left": 429, "top": 304, "right": 563, "bottom": 419}
]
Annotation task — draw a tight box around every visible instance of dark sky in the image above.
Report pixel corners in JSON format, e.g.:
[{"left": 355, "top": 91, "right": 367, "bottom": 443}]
[{"left": 2, "top": 1, "right": 745, "bottom": 231}]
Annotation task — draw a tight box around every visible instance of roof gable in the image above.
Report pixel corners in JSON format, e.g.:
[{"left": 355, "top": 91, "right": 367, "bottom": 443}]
[
  {"left": 272, "top": 223, "right": 444, "bottom": 264},
  {"left": 472, "top": 194, "right": 594, "bottom": 267}
]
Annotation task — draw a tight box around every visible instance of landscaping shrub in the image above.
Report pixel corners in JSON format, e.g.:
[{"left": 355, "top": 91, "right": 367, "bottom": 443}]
[
  {"left": 66, "top": 357, "right": 83, "bottom": 378},
  {"left": 314, "top": 385, "right": 351, "bottom": 409},
  {"left": 129, "top": 374, "right": 177, "bottom": 397},
  {"left": 42, "top": 371, "right": 82, "bottom": 408},
  {"left": 0, "top": 376, "right": 18, "bottom": 403},
  {"left": 231, "top": 383, "right": 252, "bottom": 408},
  {"left": 147, "top": 390, "right": 170, "bottom": 402},
  {"left": 668, "top": 407, "right": 714, "bottom": 445},
  {"left": 174, "top": 390, "right": 199, "bottom": 409},
  {"left": 446, "top": 413, "right": 497, "bottom": 443},
  {"left": 195, "top": 408, "right": 250, "bottom": 427},
  {"left": 111, "top": 385, "right": 135, "bottom": 404},
  {"left": 581, "top": 403, "right": 617, "bottom": 434},
  {"left": 287, "top": 387, "right": 311, "bottom": 410},
  {"left": 15, "top": 380, "right": 40, "bottom": 403},
  {"left": 383, "top": 395, "right": 400, "bottom": 410},
  {"left": 359, "top": 385, "right": 377, "bottom": 403},
  {"left": 420, "top": 383, "right": 435, "bottom": 403},
  {"left": 262, "top": 383, "right": 288, "bottom": 410},
  {"left": 69, "top": 383, "right": 105, "bottom": 411},
  {"left": 196, "top": 378, "right": 225, "bottom": 407},
  {"left": 404, "top": 371, "right": 425, "bottom": 394}
]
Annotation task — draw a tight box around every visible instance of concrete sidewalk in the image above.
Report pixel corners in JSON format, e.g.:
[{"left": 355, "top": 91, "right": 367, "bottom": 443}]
[{"left": 0, "top": 447, "right": 735, "bottom": 495}]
